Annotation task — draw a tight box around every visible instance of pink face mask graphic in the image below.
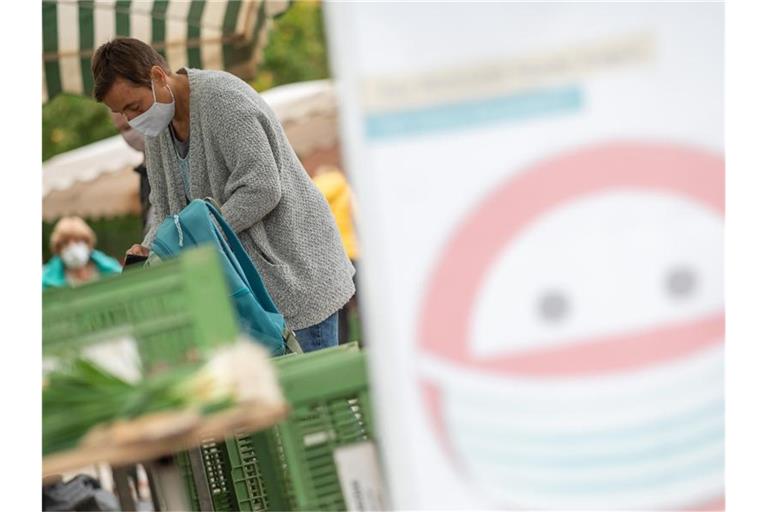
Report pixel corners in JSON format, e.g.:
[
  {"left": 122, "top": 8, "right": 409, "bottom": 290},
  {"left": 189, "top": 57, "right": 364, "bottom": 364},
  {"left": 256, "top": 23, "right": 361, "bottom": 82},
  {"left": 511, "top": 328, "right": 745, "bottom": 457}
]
[{"left": 418, "top": 142, "right": 724, "bottom": 510}]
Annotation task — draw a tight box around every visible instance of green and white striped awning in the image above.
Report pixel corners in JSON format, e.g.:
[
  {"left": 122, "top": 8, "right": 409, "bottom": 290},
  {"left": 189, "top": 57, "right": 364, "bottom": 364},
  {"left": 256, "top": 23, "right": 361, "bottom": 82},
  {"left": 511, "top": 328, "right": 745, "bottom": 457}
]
[{"left": 42, "top": 0, "right": 290, "bottom": 102}]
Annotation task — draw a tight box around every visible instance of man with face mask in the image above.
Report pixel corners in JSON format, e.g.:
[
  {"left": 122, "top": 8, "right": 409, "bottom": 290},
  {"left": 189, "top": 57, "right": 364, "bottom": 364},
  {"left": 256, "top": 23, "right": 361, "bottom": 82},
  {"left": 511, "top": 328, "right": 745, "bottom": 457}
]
[
  {"left": 91, "top": 38, "right": 355, "bottom": 352},
  {"left": 43, "top": 217, "right": 122, "bottom": 289}
]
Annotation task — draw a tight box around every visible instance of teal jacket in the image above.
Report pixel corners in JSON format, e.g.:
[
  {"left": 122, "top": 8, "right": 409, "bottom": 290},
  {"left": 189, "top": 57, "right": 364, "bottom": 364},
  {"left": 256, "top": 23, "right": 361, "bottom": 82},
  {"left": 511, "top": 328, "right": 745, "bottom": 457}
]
[{"left": 42, "top": 250, "right": 122, "bottom": 289}]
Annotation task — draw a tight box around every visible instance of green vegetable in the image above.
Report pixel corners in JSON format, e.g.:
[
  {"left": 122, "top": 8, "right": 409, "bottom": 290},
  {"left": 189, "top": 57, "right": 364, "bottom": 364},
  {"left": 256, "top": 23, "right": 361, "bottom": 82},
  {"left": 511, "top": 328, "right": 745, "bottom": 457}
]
[
  {"left": 43, "top": 341, "right": 277, "bottom": 456},
  {"left": 43, "top": 358, "right": 217, "bottom": 455}
]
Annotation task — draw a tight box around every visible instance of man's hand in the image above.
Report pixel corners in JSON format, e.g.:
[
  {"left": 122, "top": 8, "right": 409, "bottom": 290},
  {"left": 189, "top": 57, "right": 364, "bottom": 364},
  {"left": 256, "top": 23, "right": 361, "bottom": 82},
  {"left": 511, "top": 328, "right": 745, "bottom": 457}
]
[{"left": 125, "top": 244, "right": 150, "bottom": 258}]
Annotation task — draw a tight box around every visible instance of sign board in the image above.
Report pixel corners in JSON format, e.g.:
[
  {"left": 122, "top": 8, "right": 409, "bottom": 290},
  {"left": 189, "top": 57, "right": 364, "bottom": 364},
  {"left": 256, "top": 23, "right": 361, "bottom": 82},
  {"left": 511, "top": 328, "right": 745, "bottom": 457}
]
[{"left": 326, "top": 3, "right": 724, "bottom": 509}]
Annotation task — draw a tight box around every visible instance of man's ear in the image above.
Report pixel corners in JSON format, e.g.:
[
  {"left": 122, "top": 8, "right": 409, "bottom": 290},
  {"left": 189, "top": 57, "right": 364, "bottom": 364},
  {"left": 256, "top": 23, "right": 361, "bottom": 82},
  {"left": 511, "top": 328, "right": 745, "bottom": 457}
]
[{"left": 150, "top": 65, "right": 167, "bottom": 85}]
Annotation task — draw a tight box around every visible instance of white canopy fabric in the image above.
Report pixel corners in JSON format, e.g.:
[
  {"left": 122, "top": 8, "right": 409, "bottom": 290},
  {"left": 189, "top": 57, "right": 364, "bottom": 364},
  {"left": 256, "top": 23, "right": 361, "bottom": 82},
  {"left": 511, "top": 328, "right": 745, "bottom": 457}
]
[
  {"left": 43, "top": 167, "right": 141, "bottom": 221},
  {"left": 43, "top": 134, "right": 144, "bottom": 196},
  {"left": 259, "top": 79, "right": 338, "bottom": 156},
  {"left": 261, "top": 79, "right": 335, "bottom": 121}
]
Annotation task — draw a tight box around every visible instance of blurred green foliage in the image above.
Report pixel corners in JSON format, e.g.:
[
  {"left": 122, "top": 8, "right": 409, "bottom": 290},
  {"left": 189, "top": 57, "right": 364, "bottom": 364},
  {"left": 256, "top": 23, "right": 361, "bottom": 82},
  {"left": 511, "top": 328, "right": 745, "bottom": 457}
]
[
  {"left": 42, "top": 93, "right": 117, "bottom": 162},
  {"left": 41, "top": 1, "right": 329, "bottom": 162},
  {"left": 250, "top": 0, "right": 330, "bottom": 92}
]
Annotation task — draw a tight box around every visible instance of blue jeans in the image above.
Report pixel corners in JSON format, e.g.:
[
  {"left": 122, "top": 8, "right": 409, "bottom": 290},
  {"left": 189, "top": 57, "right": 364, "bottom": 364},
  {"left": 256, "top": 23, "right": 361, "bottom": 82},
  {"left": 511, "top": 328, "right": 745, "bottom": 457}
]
[{"left": 294, "top": 311, "right": 339, "bottom": 353}]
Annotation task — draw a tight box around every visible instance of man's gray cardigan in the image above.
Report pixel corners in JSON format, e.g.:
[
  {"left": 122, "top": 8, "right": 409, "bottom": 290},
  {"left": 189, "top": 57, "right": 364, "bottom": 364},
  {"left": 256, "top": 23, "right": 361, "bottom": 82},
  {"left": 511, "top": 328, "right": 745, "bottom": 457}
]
[{"left": 142, "top": 68, "right": 355, "bottom": 330}]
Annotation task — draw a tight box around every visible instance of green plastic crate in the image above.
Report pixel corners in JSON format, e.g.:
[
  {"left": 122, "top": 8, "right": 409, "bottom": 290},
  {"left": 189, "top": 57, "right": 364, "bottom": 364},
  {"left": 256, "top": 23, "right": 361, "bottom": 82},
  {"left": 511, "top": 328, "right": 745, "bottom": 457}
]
[
  {"left": 175, "top": 440, "right": 240, "bottom": 512},
  {"left": 175, "top": 451, "right": 200, "bottom": 509},
  {"left": 42, "top": 246, "right": 239, "bottom": 373},
  {"left": 227, "top": 429, "right": 296, "bottom": 511},
  {"left": 276, "top": 349, "right": 374, "bottom": 511},
  {"left": 179, "top": 344, "right": 375, "bottom": 511},
  {"left": 178, "top": 426, "right": 295, "bottom": 511}
]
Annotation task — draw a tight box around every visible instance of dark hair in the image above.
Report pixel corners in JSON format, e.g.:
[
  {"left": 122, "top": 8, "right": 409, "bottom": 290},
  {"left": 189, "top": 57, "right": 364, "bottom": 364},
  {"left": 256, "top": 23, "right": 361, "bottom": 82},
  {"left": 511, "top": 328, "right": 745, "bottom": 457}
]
[{"left": 91, "top": 37, "right": 170, "bottom": 102}]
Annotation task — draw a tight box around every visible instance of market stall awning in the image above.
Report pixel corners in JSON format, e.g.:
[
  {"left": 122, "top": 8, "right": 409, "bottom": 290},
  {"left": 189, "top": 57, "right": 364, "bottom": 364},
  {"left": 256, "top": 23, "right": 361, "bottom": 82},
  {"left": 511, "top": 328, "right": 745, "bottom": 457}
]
[
  {"left": 44, "top": 166, "right": 141, "bottom": 221},
  {"left": 42, "top": 134, "right": 144, "bottom": 220},
  {"left": 43, "top": 134, "right": 143, "bottom": 196},
  {"left": 42, "top": 0, "right": 289, "bottom": 102},
  {"left": 259, "top": 79, "right": 337, "bottom": 156}
]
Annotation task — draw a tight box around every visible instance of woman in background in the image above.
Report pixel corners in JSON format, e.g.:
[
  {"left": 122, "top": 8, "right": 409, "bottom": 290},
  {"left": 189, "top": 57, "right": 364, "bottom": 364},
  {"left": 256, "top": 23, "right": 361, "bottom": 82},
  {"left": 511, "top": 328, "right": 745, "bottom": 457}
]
[{"left": 42, "top": 217, "right": 122, "bottom": 289}]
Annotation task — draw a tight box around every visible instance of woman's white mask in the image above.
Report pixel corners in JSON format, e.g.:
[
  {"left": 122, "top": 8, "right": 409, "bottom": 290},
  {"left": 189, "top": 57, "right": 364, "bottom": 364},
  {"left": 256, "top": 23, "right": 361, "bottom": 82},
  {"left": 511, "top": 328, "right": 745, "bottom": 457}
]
[{"left": 61, "top": 242, "right": 91, "bottom": 269}]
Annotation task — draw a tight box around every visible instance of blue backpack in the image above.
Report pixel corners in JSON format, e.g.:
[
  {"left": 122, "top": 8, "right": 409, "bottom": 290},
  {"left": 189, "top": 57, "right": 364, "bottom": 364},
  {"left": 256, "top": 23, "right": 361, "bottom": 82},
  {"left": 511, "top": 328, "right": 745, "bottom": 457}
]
[{"left": 151, "top": 199, "right": 289, "bottom": 356}]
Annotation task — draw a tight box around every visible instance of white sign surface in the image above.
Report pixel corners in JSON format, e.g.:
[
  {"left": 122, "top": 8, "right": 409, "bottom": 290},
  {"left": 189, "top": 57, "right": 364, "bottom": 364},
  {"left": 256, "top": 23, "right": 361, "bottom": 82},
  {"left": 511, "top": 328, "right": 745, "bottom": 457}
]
[
  {"left": 326, "top": 3, "right": 724, "bottom": 509},
  {"left": 333, "top": 441, "right": 387, "bottom": 511}
]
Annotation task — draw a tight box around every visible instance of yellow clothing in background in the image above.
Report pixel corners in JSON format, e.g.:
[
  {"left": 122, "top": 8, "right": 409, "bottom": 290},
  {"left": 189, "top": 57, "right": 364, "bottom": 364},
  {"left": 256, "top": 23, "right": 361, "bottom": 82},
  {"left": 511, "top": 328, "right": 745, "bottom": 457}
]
[{"left": 313, "top": 169, "right": 359, "bottom": 261}]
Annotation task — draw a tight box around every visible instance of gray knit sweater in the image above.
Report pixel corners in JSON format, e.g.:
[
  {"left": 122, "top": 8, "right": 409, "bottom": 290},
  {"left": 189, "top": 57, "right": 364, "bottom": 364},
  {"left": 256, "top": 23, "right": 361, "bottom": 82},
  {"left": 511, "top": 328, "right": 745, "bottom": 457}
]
[{"left": 142, "top": 68, "right": 355, "bottom": 330}]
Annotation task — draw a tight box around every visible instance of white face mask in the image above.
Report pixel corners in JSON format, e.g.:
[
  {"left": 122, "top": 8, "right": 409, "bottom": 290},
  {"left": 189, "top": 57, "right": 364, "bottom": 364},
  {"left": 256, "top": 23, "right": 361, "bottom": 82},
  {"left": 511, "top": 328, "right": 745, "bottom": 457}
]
[
  {"left": 121, "top": 125, "right": 145, "bottom": 153},
  {"left": 60, "top": 242, "right": 91, "bottom": 269},
  {"left": 128, "top": 79, "right": 175, "bottom": 137}
]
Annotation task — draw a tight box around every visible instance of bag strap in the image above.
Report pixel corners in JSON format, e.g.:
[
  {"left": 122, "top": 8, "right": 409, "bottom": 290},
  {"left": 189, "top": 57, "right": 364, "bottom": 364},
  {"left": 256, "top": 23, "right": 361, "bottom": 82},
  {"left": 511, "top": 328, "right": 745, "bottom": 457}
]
[
  {"left": 283, "top": 327, "right": 304, "bottom": 354},
  {"left": 204, "top": 196, "right": 222, "bottom": 211},
  {"left": 201, "top": 201, "right": 282, "bottom": 317},
  {"left": 202, "top": 200, "right": 242, "bottom": 257}
]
